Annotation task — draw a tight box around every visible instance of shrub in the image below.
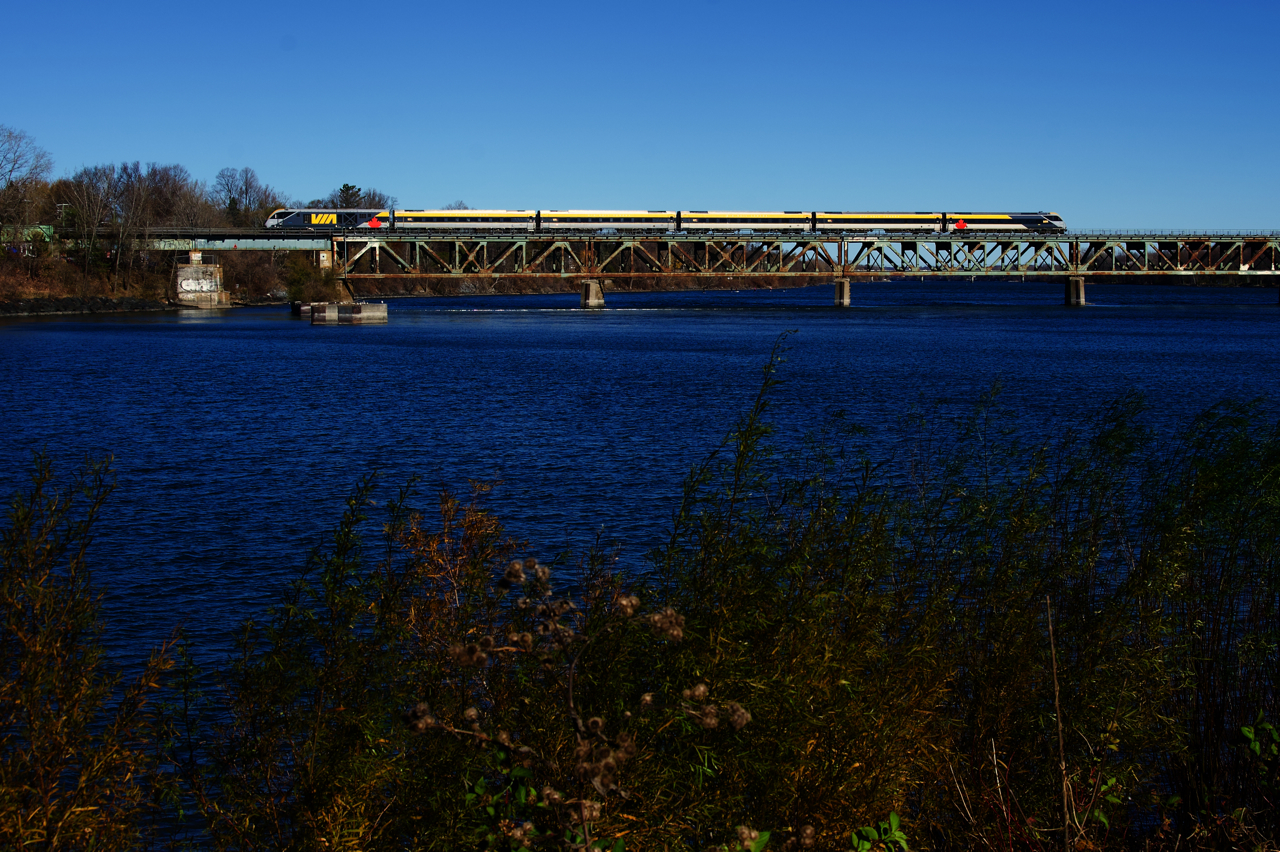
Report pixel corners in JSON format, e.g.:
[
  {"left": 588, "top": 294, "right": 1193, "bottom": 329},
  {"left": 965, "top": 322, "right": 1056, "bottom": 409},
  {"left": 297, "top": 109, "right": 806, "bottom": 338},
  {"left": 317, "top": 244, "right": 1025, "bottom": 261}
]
[{"left": 0, "top": 455, "right": 174, "bottom": 851}]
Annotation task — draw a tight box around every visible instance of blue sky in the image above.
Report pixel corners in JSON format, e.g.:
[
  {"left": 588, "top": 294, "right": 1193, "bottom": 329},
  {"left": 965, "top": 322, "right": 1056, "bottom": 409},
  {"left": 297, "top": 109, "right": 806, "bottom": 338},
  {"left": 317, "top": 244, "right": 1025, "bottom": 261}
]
[{"left": 10, "top": 0, "right": 1278, "bottom": 229}]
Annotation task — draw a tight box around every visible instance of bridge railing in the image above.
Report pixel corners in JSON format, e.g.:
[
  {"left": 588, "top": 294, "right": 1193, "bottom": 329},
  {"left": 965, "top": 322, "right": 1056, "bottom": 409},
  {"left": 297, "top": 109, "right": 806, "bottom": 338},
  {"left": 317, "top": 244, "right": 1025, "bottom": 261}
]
[{"left": 1066, "top": 230, "right": 1280, "bottom": 238}]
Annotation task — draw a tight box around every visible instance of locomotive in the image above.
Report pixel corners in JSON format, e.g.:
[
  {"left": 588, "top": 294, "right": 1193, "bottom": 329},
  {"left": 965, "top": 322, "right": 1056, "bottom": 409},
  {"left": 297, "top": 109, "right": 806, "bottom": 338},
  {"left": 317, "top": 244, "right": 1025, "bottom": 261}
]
[{"left": 265, "top": 208, "right": 1066, "bottom": 234}]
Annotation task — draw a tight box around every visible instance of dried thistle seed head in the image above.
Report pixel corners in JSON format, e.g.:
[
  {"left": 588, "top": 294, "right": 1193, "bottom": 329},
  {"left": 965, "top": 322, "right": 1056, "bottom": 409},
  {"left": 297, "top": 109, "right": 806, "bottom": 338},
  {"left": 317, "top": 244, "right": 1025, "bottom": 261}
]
[
  {"left": 617, "top": 594, "right": 640, "bottom": 617},
  {"left": 505, "top": 560, "right": 527, "bottom": 584},
  {"left": 799, "top": 825, "right": 816, "bottom": 847},
  {"left": 700, "top": 708, "right": 720, "bottom": 729},
  {"left": 648, "top": 607, "right": 685, "bottom": 640},
  {"left": 689, "top": 682, "right": 709, "bottom": 702},
  {"left": 463, "top": 706, "right": 480, "bottom": 722},
  {"left": 640, "top": 693, "right": 655, "bottom": 709},
  {"left": 738, "top": 826, "right": 760, "bottom": 846},
  {"left": 569, "top": 800, "right": 602, "bottom": 823},
  {"left": 727, "top": 701, "right": 752, "bottom": 731},
  {"left": 532, "top": 559, "right": 550, "bottom": 583},
  {"left": 542, "top": 786, "right": 564, "bottom": 805},
  {"left": 587, "top": 716, "right": 604, "bottom": 733},
  {"left": 497, "top": 730, "right": 512, "bottom": 746},
  {"left": 449, "top": 642, "right": 489, "bottom": 666},
  {"left": 479, "top": 635, "right": 495, "bottom": 650},
  {"left": 403, "top": 702, "right": 436, "bottom": 732}
]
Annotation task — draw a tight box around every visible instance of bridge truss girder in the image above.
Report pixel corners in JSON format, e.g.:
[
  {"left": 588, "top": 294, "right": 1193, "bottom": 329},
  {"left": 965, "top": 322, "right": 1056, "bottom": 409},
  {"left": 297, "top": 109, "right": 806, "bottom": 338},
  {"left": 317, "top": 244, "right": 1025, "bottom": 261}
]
[{"left": 332, "top": 233, "right": 1280, "bottom": 281}]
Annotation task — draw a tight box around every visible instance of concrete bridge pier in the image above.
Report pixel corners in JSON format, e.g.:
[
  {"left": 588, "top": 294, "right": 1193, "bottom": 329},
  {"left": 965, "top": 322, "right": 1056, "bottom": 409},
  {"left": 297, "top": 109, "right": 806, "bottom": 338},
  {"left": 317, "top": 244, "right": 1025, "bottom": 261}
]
[
  {"left": 581, "top": 279, "right": 605, "bottom": 308},
  {"left": 1066, "top": 275, "right": 1086, "bottom": 306},
  {"left": 834, "top": 278, "right": 851, "bottom": 306}
]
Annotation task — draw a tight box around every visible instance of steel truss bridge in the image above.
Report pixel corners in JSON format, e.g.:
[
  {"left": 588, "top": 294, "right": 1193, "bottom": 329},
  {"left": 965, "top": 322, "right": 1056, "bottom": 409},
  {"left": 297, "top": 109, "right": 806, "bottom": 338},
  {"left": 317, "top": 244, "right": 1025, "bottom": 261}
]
[
  {"left": 323, "top": 230, "right": 1280, "bottom": 282},
  {"left": 149, "top": 229, "right": 1280, "bottom": 303}
]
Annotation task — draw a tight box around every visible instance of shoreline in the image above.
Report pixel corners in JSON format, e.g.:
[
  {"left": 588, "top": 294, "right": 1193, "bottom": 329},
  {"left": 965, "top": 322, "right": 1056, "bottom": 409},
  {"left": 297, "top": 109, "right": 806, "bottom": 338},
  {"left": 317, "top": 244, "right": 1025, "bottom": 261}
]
[
  {"left": 4, "top": 273, "right": 1275, "bottom": 317},
  {"left": 0, "top": 295, "right": 176, "bottom": 317}
]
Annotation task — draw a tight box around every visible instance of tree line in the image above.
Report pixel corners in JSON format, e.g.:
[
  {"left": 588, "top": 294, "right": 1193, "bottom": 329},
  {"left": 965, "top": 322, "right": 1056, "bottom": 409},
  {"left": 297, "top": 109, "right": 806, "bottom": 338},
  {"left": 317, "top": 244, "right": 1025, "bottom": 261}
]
[{"left": 0, "top": 125, "right": 421, "bottom": 303}]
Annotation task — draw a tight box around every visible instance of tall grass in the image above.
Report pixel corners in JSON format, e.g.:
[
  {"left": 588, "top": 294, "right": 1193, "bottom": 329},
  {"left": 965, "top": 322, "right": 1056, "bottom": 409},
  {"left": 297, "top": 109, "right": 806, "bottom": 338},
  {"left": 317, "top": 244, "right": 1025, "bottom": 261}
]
[{"left": 2, "top": 344, "right": 1278, "bottom": 850}]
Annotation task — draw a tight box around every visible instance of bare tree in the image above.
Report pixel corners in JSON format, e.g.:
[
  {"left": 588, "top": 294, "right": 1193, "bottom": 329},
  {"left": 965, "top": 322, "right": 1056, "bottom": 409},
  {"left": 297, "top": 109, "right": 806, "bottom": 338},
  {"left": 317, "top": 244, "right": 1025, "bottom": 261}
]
[
  {"left": 141, "top": 164, "right": 183, "bottom": 225},
  {"left": 113, "top": 162, "right": 147, "bottom": 277},
  {"left": 62, "top": 165, "right": 117, "bottom": 277},
  {"left": 171, "top": 180, "right": 219, "bottom": 228},
  {"left": 443, "top": 200, "right": 470, "bottom": 210},
  {"left": 212, "top": 167, "right": 286, "bottom": 225},
  {"left": 0, "top": 126, "right": 53, "bottom": 247},
  {"left": 360, "top": 187, "right": 395, "bottom": 209},
  {"left": 146, "top": 165, "right": 218, "bottom": 229},
  {"left": 212, "top": 167, "right": 240, "bottom": 210}
]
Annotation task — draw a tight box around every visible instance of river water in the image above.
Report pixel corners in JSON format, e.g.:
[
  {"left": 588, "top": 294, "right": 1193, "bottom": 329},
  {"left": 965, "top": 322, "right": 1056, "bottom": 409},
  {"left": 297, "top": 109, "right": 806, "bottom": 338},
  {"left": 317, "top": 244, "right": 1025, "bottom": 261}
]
[{"left": 2, "top": 281, "right": 1278, "bottom": 667}]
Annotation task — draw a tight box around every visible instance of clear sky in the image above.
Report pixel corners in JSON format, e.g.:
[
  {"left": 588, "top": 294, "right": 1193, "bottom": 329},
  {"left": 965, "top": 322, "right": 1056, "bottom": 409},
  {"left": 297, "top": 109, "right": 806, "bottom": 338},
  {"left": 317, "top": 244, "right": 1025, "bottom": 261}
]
[{"left": 9, "top": 0, "right": 1278, "bottom": 230}]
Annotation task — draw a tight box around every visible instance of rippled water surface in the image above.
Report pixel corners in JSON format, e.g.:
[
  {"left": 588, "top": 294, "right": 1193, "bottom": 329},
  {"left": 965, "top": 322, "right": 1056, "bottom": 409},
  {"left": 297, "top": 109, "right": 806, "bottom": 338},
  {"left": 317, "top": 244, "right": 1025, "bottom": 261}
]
[{"left": 2, "top": 282, "right": 1278, "bottom": 665}]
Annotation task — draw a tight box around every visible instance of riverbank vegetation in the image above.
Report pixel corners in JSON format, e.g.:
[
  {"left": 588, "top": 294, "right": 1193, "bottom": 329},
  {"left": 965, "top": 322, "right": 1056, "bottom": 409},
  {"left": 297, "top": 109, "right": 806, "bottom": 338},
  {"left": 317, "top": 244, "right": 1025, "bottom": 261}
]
[
  {"left": 4, "top": 351, "right": 1280, "bottom": 850},
  {"left": 0, "top": 125, "right": 398, "bottom": 305}
]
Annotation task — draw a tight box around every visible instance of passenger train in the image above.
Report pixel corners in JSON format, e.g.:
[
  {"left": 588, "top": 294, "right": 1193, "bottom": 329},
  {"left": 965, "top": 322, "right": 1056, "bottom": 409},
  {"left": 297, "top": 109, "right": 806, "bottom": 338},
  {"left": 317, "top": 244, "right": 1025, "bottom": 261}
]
[{"left": 265, "top": 208, "right": 1067, "bottom": 234}]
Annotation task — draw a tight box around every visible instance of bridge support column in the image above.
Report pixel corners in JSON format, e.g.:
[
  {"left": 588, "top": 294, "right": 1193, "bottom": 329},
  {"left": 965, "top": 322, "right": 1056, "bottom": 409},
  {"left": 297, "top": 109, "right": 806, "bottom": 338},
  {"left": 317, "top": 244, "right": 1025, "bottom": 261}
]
[
  {"left": 834, "top": 278, "right": 851, "bottom": 306},
  {"left": 1065, "top": 275, "right": 1086, "bottom": 306},
  {"left": 581, "top": 279, "right": 605, "bottom": 308}
]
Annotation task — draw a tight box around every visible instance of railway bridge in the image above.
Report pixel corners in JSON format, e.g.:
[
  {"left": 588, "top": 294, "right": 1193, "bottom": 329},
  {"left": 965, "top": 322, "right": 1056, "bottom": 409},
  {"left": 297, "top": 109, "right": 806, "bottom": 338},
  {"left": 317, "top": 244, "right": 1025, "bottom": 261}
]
[{"left": 148, "top": 229, "right": 1280, "bottom": 306}]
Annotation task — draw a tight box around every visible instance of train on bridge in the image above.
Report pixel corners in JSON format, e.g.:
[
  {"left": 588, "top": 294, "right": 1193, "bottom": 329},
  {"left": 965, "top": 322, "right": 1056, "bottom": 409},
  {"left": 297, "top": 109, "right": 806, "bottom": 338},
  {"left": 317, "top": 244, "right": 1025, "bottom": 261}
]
[{"left": 265, "top": 209, "right": 1067, "bottom": 234}]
